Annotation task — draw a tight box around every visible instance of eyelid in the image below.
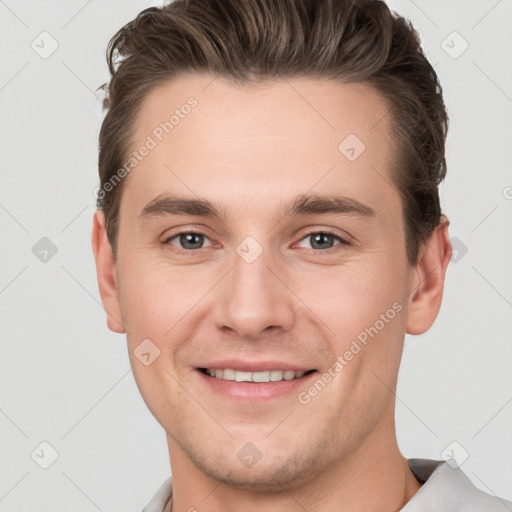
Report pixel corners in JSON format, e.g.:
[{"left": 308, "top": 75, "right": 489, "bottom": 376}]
[
  {"left": 294, "top": 229, "right": 350, "bottom": 251},
  {"left": 162, "top": 230, "right": 215, "bottom": 253},
  {"left": 162, "top": 227, "right": 350, "bottom": 254}
]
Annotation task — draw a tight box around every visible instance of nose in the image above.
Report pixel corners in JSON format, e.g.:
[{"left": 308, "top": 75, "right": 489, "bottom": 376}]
[{"left": 212, "top": 244, "right": 295, "bottom": 340}]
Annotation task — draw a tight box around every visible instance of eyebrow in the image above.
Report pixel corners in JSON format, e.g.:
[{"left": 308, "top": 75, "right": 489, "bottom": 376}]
[{"left": 137, "top": 192, "right": 376, "bottom": 224}]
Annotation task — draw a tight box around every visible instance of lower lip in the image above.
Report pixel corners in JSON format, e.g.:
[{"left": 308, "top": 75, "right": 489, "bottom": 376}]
[{"left": 196, "top": 370, "right": 317, "bottom": 401}]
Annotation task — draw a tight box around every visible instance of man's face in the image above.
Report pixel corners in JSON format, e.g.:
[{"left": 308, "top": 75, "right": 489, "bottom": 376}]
[{"left": 109, "top": 75, "right": 418, "bottom": 489}]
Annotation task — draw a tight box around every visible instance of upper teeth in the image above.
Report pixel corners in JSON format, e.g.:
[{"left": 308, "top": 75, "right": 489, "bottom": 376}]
[{"left": 205, "top": 368, "right": 306, "bottom": 382}]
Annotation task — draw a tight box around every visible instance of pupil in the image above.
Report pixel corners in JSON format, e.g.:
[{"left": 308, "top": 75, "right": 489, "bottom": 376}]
[
  {"left": 311, "top": 233, "right": 332, "bottom": 249},
  {"left": 181, "top": 233, "right": 203, "bottom": 249}
]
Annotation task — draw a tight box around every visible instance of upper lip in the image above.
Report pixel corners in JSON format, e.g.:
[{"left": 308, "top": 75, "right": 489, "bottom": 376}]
[{"left": 196, "top": 359, "right": 315, "bottom": 372}]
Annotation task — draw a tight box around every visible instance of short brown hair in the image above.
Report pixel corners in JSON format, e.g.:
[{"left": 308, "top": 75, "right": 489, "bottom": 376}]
[{"left": 97, "top": 0, "right": 449, "bottom": 267}]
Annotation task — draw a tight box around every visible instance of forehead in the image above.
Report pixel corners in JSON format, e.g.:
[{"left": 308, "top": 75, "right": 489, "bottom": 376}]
[
  {"left": 122, "top": 73, "right": 398, "bottom": 222},
  {"left": 134, "top": 74, "right": 391, "bottom": 151}
]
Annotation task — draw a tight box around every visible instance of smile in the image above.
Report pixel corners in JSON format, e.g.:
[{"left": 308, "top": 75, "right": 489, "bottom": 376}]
[{"left": 199, "top": 368, "right": 315, "bottom": 382}]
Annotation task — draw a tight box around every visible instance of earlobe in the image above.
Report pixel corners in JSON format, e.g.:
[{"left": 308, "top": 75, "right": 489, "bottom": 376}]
[
  {"left": 406, "top": 216, "right": 452, "bottom": 335},
  {"left": 91, "top": 210, "right": 125, "bottom": 334}
]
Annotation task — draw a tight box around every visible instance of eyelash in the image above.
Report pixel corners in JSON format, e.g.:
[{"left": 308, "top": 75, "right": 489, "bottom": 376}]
[{"left": 162, "top": 230, "right": 349, "bottom": 254}]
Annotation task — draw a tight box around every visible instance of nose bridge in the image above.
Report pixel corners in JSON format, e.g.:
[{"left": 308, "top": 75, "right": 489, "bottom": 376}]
[{"left": 213, "top": 239, "right": 294, "bottom": 338}]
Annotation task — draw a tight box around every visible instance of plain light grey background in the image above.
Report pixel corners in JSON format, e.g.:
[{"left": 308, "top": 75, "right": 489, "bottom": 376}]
[{"left": 0, "top": 0, "right": 511, "bottom": 510}]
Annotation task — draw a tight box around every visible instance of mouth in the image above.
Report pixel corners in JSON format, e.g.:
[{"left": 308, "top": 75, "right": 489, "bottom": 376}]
[
  {"left": 198, "top": 367, "right": 316, "bottom": 383},
  {"left": 195, "top": 360, "right": 319, "bottom": 401}
]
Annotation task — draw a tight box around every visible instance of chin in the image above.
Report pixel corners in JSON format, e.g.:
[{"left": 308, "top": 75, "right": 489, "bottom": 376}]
[
  {"left": 183, "top": 436, "right": 333, "bottom": 492},
  {"left": 196, "top": 462, "right": 313, "bottom": 493}
]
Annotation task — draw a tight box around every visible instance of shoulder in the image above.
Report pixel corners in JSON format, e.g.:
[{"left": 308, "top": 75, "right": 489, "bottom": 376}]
[
  {"left": 404, "top": 459, "right": 512, "bottom": 512},
  {"left": 140, "top": 476, "right": 173, "bottom": 512}
]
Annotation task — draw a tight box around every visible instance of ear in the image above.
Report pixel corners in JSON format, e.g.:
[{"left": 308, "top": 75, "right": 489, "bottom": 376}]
[
  {"left": 406, "top": 216, "right": 452, "bottom": 335},
  {"left": 91, "top": 210, "right": 125, "bottom": 334}
]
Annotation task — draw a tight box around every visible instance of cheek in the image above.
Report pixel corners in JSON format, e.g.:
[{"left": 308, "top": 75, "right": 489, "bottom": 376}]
[
  {"left": 128, "top": 356, "right": 188, "bottom": 432},
  {"left": 117, "top": 264, "right": 193, "bottom": 419},
  {"left": 292, "top": 256, "right": 407, "bottom": 339},
  {"left": 296, "top": 256, "right": 409, "bottom": 411},
  {"left": 117, "top": 255, "right": 200, "bottom": 339}
]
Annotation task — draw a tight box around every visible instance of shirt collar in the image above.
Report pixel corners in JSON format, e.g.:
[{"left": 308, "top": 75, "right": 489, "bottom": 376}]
[{"left": 402, "top": 458, "right": 511, "bottom": 511}]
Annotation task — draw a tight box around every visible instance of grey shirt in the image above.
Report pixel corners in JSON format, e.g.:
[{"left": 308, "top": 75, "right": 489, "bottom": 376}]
[{"left": 141, "top": 458, "right": 512, "bottom": 512}]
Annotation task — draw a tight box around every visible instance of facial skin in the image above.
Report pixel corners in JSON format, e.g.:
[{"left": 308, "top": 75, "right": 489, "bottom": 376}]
[{"left": 92, "top": 74, "right": 452, "bottom": 511}]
